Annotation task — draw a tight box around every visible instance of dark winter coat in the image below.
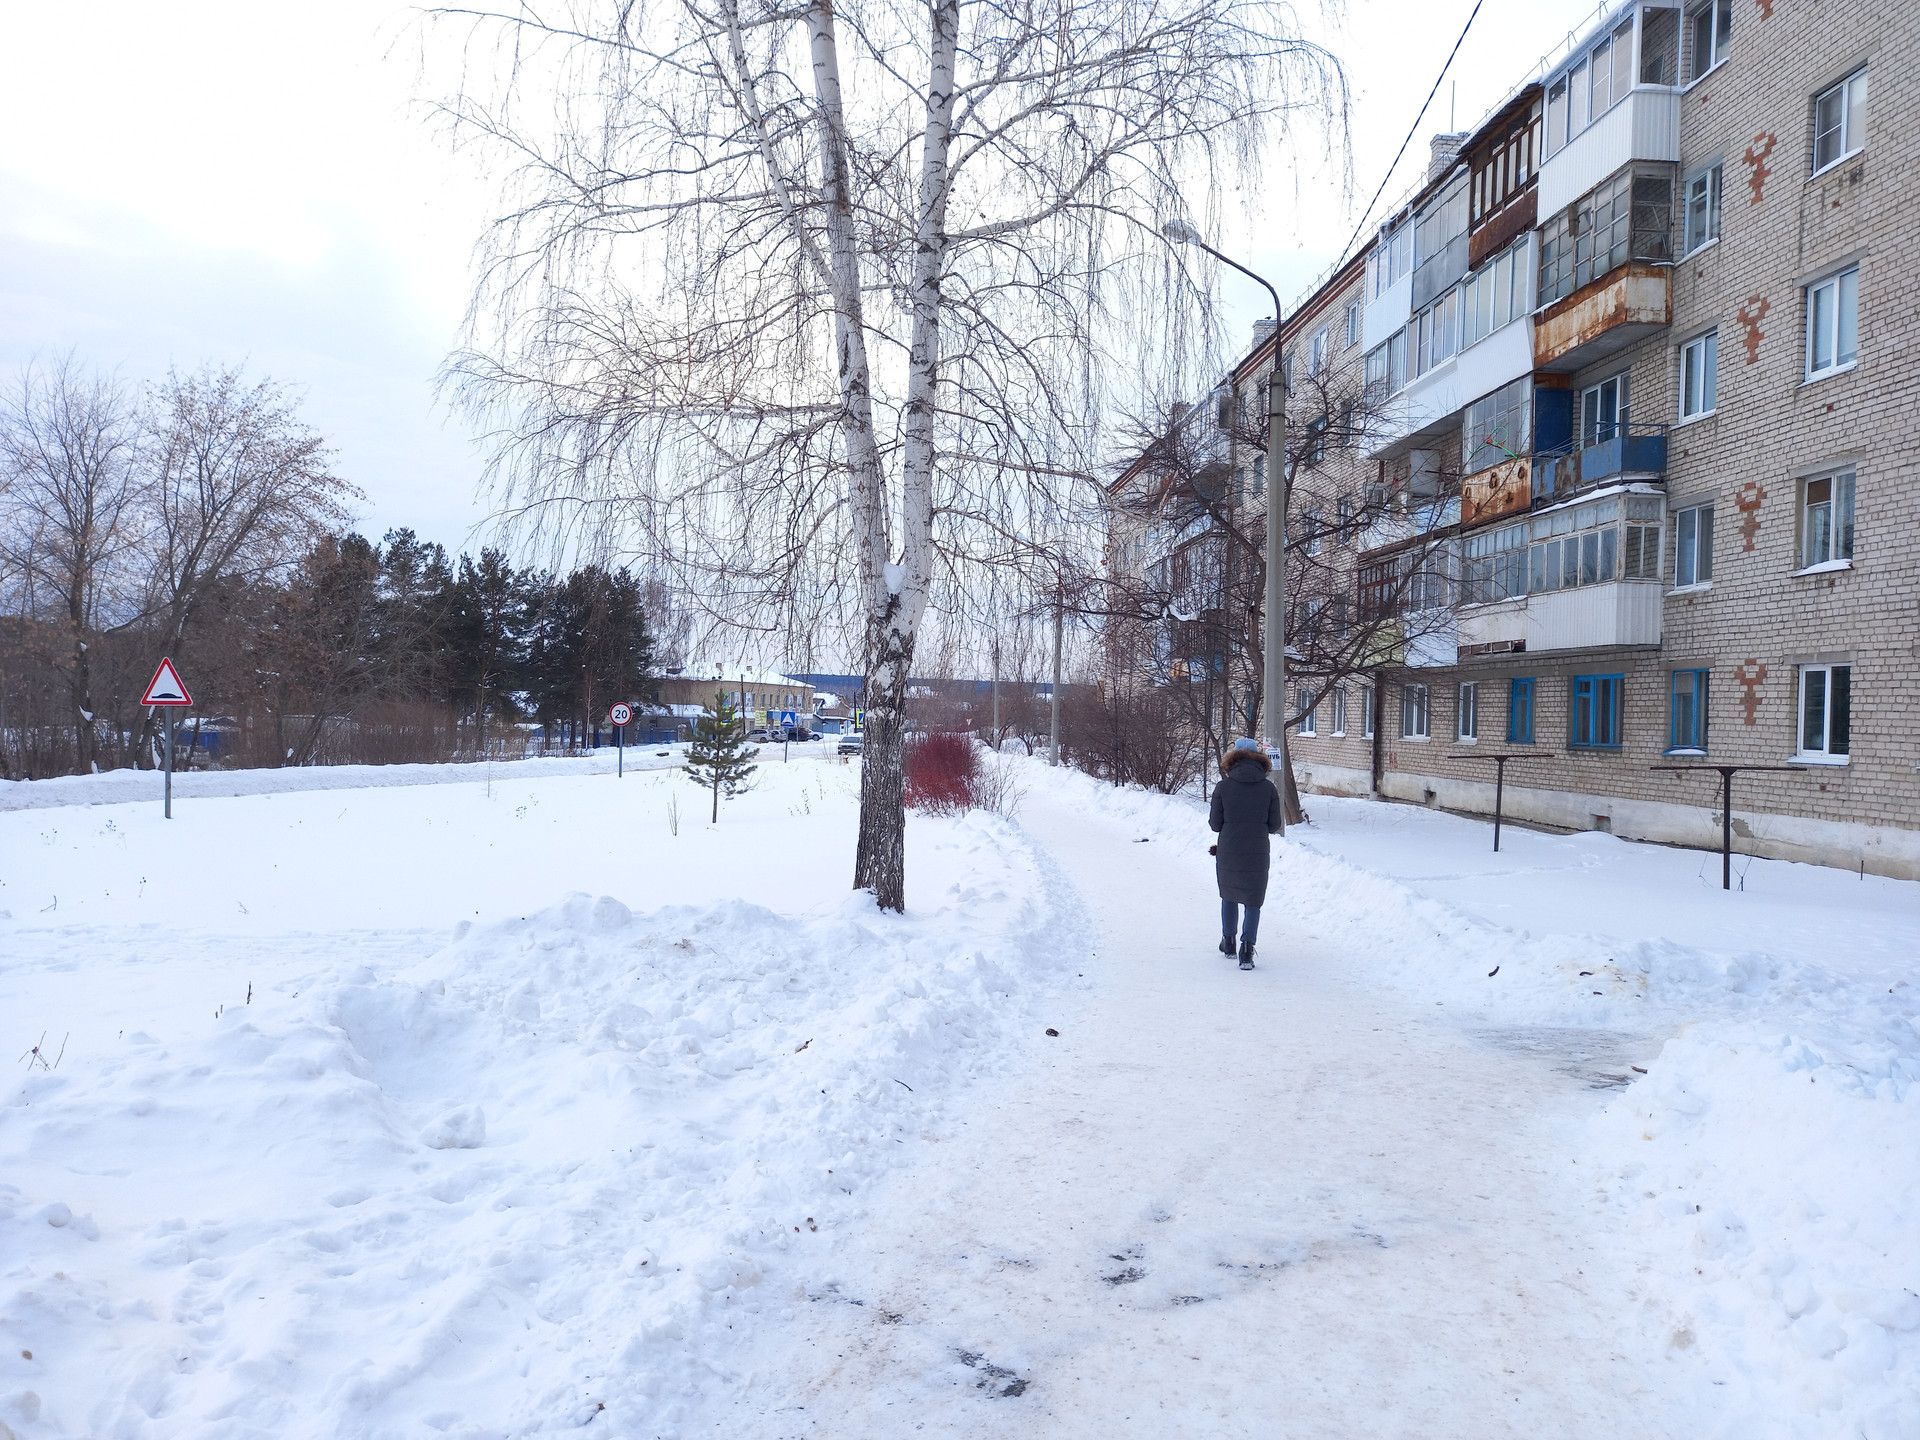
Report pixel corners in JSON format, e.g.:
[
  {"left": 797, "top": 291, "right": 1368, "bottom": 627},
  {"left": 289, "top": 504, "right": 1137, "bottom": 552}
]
[{"left": 1209, "top": 750, "right": 1282, "bottom": 906}]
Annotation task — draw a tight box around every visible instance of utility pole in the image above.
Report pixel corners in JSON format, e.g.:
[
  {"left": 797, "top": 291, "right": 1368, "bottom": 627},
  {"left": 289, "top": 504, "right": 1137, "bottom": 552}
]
[{"left": 1162, "top": 217, "right": 1287, "bottom": 835}]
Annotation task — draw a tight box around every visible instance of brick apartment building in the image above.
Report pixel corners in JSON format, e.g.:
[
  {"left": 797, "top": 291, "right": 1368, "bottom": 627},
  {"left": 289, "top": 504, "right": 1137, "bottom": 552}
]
[{"left": 1113, "top": 0, "right": 1919, "bottom": 878}]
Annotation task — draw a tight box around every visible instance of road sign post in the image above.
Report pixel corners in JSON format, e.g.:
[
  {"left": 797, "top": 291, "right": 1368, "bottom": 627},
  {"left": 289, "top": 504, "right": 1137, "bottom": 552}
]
[
  {"left": 609, "top": 703, "right": 633, "bottom": 777},
  {"left": 142, "top": 658, "right": 194, "bottom": 819}
]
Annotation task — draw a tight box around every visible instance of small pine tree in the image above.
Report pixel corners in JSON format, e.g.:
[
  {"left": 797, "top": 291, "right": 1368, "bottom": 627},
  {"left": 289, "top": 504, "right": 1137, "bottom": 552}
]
[{"left": 684, "top": 690, "right": 758, "bottom": 823}]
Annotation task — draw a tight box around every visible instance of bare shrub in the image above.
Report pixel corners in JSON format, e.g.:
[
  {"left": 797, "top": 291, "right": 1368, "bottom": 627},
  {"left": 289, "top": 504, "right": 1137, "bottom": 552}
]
[{"left": 904, "top": 732, "right": 979, "bottom": 816}]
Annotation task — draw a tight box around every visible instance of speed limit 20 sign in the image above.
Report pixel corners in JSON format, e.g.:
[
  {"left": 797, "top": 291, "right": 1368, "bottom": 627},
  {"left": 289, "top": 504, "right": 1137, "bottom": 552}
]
[{"left": 608, "top": 702, "right": 633, "bottom": 726}]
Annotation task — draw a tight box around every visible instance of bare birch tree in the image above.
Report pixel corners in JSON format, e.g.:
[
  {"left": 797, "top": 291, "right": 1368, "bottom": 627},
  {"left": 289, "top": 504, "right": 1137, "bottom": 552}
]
[{"left": 430, "top": 0, "right": 1339, "bottom": 909}]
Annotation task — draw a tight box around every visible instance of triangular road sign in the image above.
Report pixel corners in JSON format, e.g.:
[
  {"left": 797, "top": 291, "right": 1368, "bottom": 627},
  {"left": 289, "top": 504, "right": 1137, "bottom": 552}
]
[{"left": 141, "top": 657, "right": 193, "bottom": 707}]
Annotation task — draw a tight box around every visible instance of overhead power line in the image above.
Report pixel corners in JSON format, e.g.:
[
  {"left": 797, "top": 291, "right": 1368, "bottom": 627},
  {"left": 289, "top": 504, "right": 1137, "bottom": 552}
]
[{"left": 1334, "top": 0, "right": 1490, "bottom": 271}]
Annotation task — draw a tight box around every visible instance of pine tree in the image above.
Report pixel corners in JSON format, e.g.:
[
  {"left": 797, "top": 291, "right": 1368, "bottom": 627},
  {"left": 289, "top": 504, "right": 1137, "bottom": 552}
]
[{"left": 684, "top": 689, "right": 757, "bottom": 824}]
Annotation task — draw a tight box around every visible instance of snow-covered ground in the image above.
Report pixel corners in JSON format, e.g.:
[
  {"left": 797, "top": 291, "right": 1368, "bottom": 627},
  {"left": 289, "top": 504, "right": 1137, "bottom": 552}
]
[{"left": 2, "top": 754, "right": 1915, "bottom": 1437}]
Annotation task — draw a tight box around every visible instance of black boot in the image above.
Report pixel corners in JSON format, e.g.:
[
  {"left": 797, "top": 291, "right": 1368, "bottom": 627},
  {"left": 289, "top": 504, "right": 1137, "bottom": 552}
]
[
  {"left": 1238, "top": 940, "right": 1256, "bottom": 970},
  {"left": 1218, "top": 935, "right": 1237, "bottom": 956}
]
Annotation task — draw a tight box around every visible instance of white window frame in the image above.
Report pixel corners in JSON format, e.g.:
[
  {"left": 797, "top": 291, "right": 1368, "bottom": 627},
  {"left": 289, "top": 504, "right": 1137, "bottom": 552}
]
[
  {"left": 1797, "top": 467, "right": 1856, "bottom": 571},
  {"left": 1804, "top": 265, "right": 1860, "bottom": 381},
  {"left": 1793, "top": 663, "right": 1851, "bottom": 764},
  {"left": 1330, "top": 687, "right": 1348, "bottom": 737},
  {"left": 1361, "top": 687, "right": 1376, "bottom": 740},
  {"left": 1812, "top": 67, "right": 1868, "bottom": 176},
  {"left": 1457, "top": 682, "right": 1478, "bottom": 743},
  {"left": 1672, "top": 502, "right": 1714, "bottom": 590},
  {"left": 1679, "top": 331, "right": 1718, "bottom": 421},
  {"left": 1682, "top": 163, "right": 1722, "bottom": 255},
  {"left": 1309, "top": 326, "right": 1330, "bottom": 375},
  {"left": 1684, "top": 0, "right": 1732, "bottom": 84},
  {"left": 1400, "top": 683, "right": 1431, "bottom": 741},
  {"left": 1345, "top": 302, "right": 1362, "bottom": 349}
]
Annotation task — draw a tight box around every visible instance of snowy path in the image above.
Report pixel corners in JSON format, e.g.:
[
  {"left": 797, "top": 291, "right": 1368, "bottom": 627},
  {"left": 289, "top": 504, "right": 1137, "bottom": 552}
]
[{"left": 721, "top": 781, "right": 1714, "bottom": 1437}]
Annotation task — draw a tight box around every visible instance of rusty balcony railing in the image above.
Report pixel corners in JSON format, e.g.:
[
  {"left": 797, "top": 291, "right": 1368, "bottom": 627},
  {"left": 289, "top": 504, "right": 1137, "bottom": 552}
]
[{"left": 1532, "top": 422, "right": 1668, "bottom": 504}]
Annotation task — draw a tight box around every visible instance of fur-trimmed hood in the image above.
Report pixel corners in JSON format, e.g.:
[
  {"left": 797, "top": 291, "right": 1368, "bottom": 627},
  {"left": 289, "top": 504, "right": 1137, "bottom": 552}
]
[{"left": 1219, "top": 746, "right": 1272, "bottom": 777}]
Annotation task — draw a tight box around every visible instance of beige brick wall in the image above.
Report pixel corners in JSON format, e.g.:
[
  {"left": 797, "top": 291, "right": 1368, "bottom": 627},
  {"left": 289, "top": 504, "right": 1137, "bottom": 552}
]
[{"left": 1280, "top": 0, "right": 1919, "bottom": 873}]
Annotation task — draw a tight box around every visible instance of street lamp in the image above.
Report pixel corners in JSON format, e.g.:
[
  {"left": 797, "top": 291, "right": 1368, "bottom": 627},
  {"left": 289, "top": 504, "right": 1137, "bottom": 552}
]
[{"left": 1161, "top": 217, "right": 1288, "bottom": 835}]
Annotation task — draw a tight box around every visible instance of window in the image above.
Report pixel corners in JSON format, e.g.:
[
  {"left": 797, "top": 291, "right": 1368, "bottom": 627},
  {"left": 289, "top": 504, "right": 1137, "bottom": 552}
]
[
  {"left": 1458, "top": 683, "right": 1479, "bottom": 742},
  {"left": 1361, "top": 687, "right": 1376, "bottom": 739},
  {"left": 1680, "top": 332, "right": 1718, "bottom": 420},
  {"left": 1461, "top": 239, "right": 1530, "bottom": 350},
  {"left": 1309, "top": 326, "right": 1330, "bottom": 375},
  {"left": 1304, "top": 506, "right": 1324, "bottom": 555},
  {"left": 1299, "top": 691, "right": 1318, "bottom": 736},
  {"left": 1252, "top": 454, "right": 1266, "bottom": 498},
  {"left": 1412, "top": 287, "right": 1460, "bottom": 377},
  {"left": 1623, "top": 519, "right": 1663, "bottom": 580},
  {"left": 1569, "top": 674, "right": 1624, "bottom": 749},
  {"left": 1798, "top": 468, "right": 1855, "bottom": 569},
  {"left": 1331, "top": 688, "right": 1348, "bottom": 736},
  {"left": 1507, "top": 677, "right": 1536, "bottom": 744},
  {"left": 1368, "top": 221, "right": 1413, "bottom": 298},
  {"left": 1346, "top": 302, "right": 1362, "bottom": 349},
  {"left": 1471, "top": 98, "right": 1542, "bottom": 227},
  {"left": 1682, "top": 164, "right": 1722, "bottom": 254},
  {"left": 1304, "top": 416, "right": 1329, "bottom": 468},
  {"left": 1685, "top": 0, "right": 1731, "bottom": 82},
  {"left": 1463, "top": 522, "right": 1528, "bottom": 604},
  {"left": 1543, "top": 17, "right": 1636, "bottom": 157},
  {"left": 1580, "top": 373, "right": 1629, "bottom": 446},
  {"left": 1537, "top": 166, "right": 1673, "bottom": 306},
  {"left": 1796, "top": 664, "right": 1851, "bottom": 761},
  {"left": 1674, "top": 503, "right": 1714, "bottom": 587},
  {"left": 1364, "top": 330, "right": 1408, "bottom": 395},
  {"left": 1813, "top": 68, "right": 1868, "bottom": 174},
  {"left": 1401, "top": 684, "right": 1431, "bottom": 740},
  {"left": 1464, "top": 377, "right": 1532, "bottom": 474},
  {"left": 1668, "top": 668, "right": 1709, "bottom": 753},
  {"left": 1805, "top": 266, "right": 1860, "bottom": 380}
]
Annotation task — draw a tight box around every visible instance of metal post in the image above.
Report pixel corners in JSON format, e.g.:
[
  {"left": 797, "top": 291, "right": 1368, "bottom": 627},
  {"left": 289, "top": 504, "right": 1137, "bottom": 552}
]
[
  {"left": 1265, "top": 339, "right": 1288, "bottom": 836},
  {"left": 618, "top": 724, "right": 624, "bottom": 778},
  {"left": 1721, "top": 766, "right": 1733, "bottom": 892},
  {"left": 1493, "top": 756, "right": 1506, "bottom": 852},
  {"left": 163, "top": 719, "right": 174, "bottom": 820}
]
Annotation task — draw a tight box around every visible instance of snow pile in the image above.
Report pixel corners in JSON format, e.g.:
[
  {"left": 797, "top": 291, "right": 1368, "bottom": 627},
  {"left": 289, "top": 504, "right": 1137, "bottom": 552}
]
[
  {"left": 1595, "top": 1011, "right": 1920, "bottom": 1438},
  {"left": 1022, "top": 759, "right": 1920, "bottom": 1433},
  {"left": 0, "top": 800, "right": 1061, "bottom": 1436}
]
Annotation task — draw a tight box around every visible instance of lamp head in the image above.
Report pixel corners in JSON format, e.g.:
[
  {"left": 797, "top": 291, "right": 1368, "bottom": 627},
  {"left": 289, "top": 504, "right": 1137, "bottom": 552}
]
[{"left": 1160, "top": 217, "right": 1203, "bottom": 246}]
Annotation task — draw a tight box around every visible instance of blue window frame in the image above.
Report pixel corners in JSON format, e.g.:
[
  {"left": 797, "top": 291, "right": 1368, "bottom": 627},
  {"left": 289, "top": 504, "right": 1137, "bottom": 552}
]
[
  {"left": 1667, "top": 669, "right": 1709, "bottom": 753},
  {"left": 1570, "top": 674, "right": 1624, "bottom": 749},
  {"left": 1507, "top": 677, "right": 1536, "bottom": 744}
]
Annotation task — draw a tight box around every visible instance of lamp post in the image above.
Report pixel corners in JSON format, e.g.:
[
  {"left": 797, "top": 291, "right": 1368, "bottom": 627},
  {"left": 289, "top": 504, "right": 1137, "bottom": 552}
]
[{"left": 1162, "top": 218, "right": 1287, "bottom": 835}]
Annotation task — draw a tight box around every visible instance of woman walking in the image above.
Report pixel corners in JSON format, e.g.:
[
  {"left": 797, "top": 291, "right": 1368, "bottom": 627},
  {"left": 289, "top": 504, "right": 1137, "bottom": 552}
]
[{"left": 1209, "top": 737, "right": 1283, "bottom": 970}]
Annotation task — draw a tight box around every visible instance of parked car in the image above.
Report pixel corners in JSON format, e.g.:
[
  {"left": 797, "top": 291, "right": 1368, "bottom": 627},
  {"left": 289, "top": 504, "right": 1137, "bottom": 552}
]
[
  {"left": 837, "top": 731, "right": 864, "bottom": 756},
  {"left": 747, "top": 727, "right": 773, "bottom": 743}
]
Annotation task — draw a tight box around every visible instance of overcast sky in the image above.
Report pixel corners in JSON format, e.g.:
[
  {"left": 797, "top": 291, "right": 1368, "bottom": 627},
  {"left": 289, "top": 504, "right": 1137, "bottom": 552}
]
[{"left": 0, "top": 0, "right": 1603, "bottom": 559}]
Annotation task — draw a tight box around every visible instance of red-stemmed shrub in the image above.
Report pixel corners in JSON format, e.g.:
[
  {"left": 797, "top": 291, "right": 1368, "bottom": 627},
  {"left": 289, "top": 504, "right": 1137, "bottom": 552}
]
[{"left": 903, "top": 731, "right": 979, "bottom": 815}]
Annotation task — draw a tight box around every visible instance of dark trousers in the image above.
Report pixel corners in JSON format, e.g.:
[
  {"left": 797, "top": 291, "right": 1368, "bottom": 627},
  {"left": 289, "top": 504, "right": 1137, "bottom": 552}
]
[{"left": 1221, "top": 899, "right": 1261, "bottom": 946}]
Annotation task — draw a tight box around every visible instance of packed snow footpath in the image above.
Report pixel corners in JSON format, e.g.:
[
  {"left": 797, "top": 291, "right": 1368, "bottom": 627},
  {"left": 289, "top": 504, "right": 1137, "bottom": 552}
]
[
  {"left": 1006, "top": 766, "right": 1920, "bottom": 1438},
  {"left": 1, "top": 752, "right": 1915, "bottom": 1437}
]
